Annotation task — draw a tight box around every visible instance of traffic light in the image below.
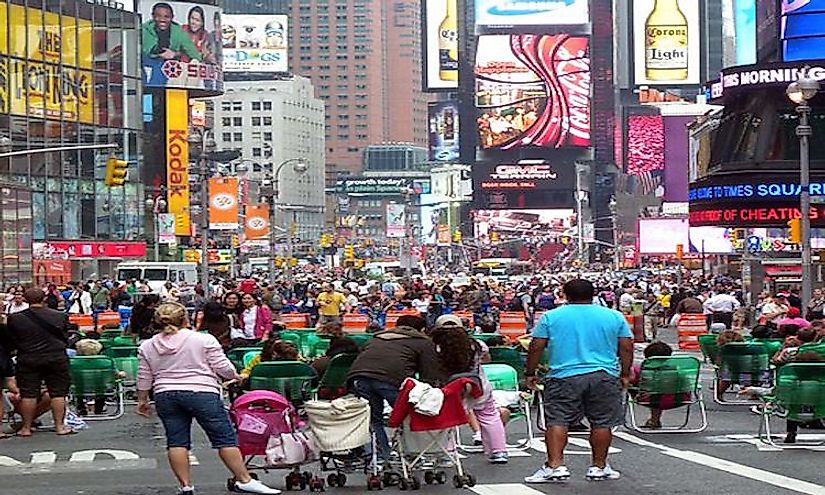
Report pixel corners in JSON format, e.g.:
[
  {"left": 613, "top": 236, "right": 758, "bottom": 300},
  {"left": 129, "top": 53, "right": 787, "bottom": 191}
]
[
  {"left": 104, "top": 155, "right": 128, "bottom": 187},
  {"left": 344, "top": 244, "right": 355, "bottom": 260},
  {"left": 788, "top": 218, "right": 802, "bottom": 244},
  {"left": 490, "top": 231, "right": 499, "bottom": 243},
  {"left": 320, "top": 233, "right": 332, "bottom": 248},
  {"left": 452, "top": 230, "right": 462, "bottom": 243}
]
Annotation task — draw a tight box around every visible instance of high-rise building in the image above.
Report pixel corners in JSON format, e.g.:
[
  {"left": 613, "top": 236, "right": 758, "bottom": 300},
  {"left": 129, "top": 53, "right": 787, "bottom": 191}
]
[
  {"left": 214, "top": 76, "right": 326, "bottom": 240},
  {"left": 288, "top": 0, "right": 430, "bottom": 183}
]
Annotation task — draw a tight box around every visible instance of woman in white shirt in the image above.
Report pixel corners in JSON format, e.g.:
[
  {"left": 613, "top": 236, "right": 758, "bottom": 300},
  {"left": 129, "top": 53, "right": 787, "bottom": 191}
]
[
  {"left": 68, "top": 285, "right": 93, "bottom": 315},
  {"left": 4, "top": 290, "right": 29, "bottom": 314}
]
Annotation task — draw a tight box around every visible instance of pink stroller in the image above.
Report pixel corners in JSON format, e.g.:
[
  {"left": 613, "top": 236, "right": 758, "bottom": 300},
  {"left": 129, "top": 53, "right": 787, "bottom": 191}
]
[{"left": 230, "top": 390, "right": 323, "bottom": 492}]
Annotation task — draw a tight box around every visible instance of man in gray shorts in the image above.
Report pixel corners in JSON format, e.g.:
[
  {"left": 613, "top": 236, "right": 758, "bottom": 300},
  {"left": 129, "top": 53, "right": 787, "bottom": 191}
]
[{"left": 524, "top": 279, "right": 634, "bottom": 483}]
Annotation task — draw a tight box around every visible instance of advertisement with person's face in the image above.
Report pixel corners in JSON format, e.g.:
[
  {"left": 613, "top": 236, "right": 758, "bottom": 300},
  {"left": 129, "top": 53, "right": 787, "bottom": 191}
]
[{"left": 140, "top": 0, "right": 224, "bottom": 94}]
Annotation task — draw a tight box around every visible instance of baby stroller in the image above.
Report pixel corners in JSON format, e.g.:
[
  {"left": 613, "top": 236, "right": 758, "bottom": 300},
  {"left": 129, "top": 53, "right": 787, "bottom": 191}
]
[
  {"left": 305, "top": 396, "right": 382, "bottom": 490},
  {"left": 230, "top": 390, "right": 324, "bottom": 492},
  {"left": 385, "top": 376, "right": 482, "bottom": 490}
]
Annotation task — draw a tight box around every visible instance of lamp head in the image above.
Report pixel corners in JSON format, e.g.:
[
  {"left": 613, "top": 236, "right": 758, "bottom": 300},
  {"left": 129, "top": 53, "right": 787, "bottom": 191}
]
[
  {"left": 293, "top": 160, "right": 309, "bottom": 174},
  {"left": 787, "top": 77, "right": 820, "bottom": 105}
]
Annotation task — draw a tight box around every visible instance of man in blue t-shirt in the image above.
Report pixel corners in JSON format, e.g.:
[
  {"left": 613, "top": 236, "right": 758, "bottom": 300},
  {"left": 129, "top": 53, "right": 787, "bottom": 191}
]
[{"left": 524, "top": 279, "right": 633, "bottom": 484}]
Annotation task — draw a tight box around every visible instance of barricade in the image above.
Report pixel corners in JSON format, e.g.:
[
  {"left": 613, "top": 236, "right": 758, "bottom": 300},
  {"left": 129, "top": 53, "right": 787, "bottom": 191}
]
[
  {"left": 281, "top": 313, "right": 310, "bottom": 329},
  {"left": 95, "top": 311, "right": 121, "bottom": 332},
  {"left": 451, "top": 311, "right": 475, "bottom": 327},
  {"left": 499, "top": 311, "right": 528, "bottom": 342},
  {"left": 69, "top": 314, "right": 95, "bottom": 335},
  {"left": 677, "top": 314, "right": 707, "bottom": 350},
  {"left": 118, "top": 306, "right": 132, "bottom": 329},
  {"left": 342, "top": 313, "right": 369, "bottom": 334},
  {"left": 384, "top": 309, "right": 419, "bottom": 329}
]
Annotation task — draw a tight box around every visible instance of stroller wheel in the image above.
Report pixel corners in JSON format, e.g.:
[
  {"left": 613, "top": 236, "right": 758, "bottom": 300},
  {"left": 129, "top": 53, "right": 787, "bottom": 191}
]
[
  {"left": 452, "top": 475, "right": 463, "bottom": 489},
  {"left": 424, "top": 472, "right": 435, "bottom": 485},
  {"left": 399, "top": 478, "right": 409, "bottom": 491},
  {"left": 435, "top": 471, "right": 447, "bottom": 484},
  {"left": 337, "top": 473, "right": 347, "bottom": 487},
  {"left": 410, "top": 476, "right": 421, "bottom": 490},
  {"left": 327, "top": 474, "right": 337, "bottom": 487},
  {"left": 465, "top": 474, "right": 477, "bottom": 487},
  {"left": 367, "top": 474, "right": 383, "bottom": 491}
]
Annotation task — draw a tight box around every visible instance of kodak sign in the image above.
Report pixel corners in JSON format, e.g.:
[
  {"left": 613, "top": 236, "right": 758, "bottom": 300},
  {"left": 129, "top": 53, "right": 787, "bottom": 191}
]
[{"left": 166, "top": 89, "right": 190, "bottom": 236}]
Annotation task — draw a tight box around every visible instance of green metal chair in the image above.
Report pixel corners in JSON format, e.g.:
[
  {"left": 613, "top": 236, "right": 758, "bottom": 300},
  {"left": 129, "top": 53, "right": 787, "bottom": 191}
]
[
  {"left": 68, "top": 356, "right": 125, "bottom": 420},
  {"left": 111, "top": 335, "right": 137, "bottom": 347},
  {"left": 228, "top": 347, "right": 263, "bottom": 371},
  {"left": 752, "top": 338, "right": 784, "bottom": 359},
  {"left": 100, "top": 329, "right": 123, "bottom": 339},
  {"left": 248, "top": 361, "right": 318, "bottom": 405},
  {"left": 797, "top": 342, "right": 825, "bottom": 360},
  {"left": 315, "top": 353, "right": 358, "bottom": 400},
  {"left": 488, "top": 347, "right": 525, "bottom": 383},
  {"left": 482, "top": 363, "right": 533, "bottom": 450},
  {"left": 472, "top": 334, "right": 505, "bottom": 345},
  {"left": 104, "top": 345, "right": 139, "bottom": 359},
  {"left": 625, "top": 356, "right": 707, "bottom": 433},
  {"left": 698, "top": 334, "right": 720, "bottom": 364},
  {"left": 242, "top": 350, "right": 261, "bottom": 368},
  {"left": 759, "top": 362, "right": 825, "bottom": 448},
  {"left": 312, "top": 338, "right": 331, "bottom": 358},
  {"left": 299, "top": 333, "right": 325, "bottom": 359},
  {"left": 715, "top": 341, "right": 773, "bottom": 405},
  {"left": 278, "top": 331, "right": 303, "bottom": 353}
]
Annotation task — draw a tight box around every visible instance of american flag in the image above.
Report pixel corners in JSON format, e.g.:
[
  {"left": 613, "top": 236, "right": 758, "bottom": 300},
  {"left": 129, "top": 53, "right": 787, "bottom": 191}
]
[{"left": 637, "top": 170, "right": 664, "bottom": 195}]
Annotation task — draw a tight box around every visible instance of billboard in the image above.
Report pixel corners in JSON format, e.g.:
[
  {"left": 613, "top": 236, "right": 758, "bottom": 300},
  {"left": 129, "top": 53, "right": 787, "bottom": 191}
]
[
  {"left": 663, "top": 116, "right": 693, "bottom": 202},
  {"left": 633, "top": 0, "right": 701, "bottom": 86},
  {"left": 626, "top": 113, "right": 664, "bottom": 175},
  {"left": 474, "top": 0, "right": 589, "bottom": 27},
  {"left": 166, "top": 89, "right": 191, "bottom": 236},
  {"left": 423, "top": 0, "right": 458, "bottom": 91},
  {"left": 638, "top": 218, "right": 689, "bottom": 254},
  {"left": 428, "top": 101, "right": 460, "bottom": 161},
  {"left": 140, "top": 0, "right": 223, "bottom": 94},
  {"left": 386, "top": 204, "right": 407, "bottom": 238},
  {"left": 419, "top": 193, "right": 445, "bottom": 245},
  {"left": 3, "top": 4, "right": 94, "bottom": 123},
  {"left": 208, "top": 177, "right": 239, "bottom": 230},
  {"left": 734, "top": 0, "right": 756, "bottom": 65},
  {"left": 221, "top": 15, "right": 288, "bottom": 73},
  {"left": 477, "top": 159, "right": 574, "bottom": 191},
  {"left": 474, "top": 209, "right": 575, "bottom": 244},
  {"left": 781, "top": 0, "right": 825, "bottom": 62},
  {"left": 476, "top": 34, "right": 590, "bottom": 150}
]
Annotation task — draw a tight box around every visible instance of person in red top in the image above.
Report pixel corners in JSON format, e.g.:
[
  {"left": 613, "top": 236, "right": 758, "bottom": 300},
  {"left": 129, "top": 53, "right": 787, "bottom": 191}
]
[{"left": 239, "top": 278, "right": 258, "bottom": 295}]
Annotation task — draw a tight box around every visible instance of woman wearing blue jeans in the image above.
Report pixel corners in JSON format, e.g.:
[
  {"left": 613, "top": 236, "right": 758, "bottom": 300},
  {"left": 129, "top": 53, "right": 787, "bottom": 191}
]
[{"left": 137, "top": 302, "right": 280, "bottom": 494}]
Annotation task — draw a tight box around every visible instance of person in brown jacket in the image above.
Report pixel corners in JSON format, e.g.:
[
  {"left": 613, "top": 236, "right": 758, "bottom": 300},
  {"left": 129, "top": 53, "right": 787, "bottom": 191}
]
[{"left": 347, "top": 314, "right": 445, "bottom": 460}]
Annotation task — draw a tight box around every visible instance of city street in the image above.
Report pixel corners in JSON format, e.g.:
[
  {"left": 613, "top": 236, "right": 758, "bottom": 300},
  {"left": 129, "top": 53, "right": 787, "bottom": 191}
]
[{"left": 2, "top": 330, "right": 825, "bottom": 495}]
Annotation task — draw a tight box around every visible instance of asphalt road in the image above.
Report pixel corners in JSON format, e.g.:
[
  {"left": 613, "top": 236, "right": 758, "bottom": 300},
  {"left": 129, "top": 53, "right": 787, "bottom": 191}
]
[{"left": 3, "top": 329, "right": 825, "bottom": 495}]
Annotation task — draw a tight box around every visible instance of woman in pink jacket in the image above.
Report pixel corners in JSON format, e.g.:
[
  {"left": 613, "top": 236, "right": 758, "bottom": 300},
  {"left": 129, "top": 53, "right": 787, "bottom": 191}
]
[
  {"left": 137, "top": 302, "right": 280, "bottom": 494},
  {"left": 230, "top": 293, "right": 273, "bottom": 348}
]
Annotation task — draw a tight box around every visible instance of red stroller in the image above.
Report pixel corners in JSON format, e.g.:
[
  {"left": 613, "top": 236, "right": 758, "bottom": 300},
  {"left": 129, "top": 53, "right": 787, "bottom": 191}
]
[
  {"left": 230, "top": 390, "right": 323, "bottom": 492},
  {"left": 386, "top": 376, "right": 482, "bottom": 490}
]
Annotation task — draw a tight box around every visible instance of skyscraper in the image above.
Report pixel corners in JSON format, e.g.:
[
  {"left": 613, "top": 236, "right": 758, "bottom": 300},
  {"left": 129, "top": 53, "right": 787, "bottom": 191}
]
[{"left": 289, "top": 0, "right": 430, "bottom": 184}]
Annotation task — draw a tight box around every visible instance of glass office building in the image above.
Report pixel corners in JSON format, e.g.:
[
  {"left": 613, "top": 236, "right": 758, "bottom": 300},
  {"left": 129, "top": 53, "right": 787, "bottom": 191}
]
[{"left": 0, "top": 0, "right": 144, "bottom": 281}]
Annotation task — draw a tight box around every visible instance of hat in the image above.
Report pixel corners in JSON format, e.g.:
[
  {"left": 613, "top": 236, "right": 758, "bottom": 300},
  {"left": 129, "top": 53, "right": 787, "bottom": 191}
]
[
  {"left": 709, "top": 322, "right": 728, "bottom": 333},
  {"left": 434, "top": 314, "right": 463, "bottom": 328}
]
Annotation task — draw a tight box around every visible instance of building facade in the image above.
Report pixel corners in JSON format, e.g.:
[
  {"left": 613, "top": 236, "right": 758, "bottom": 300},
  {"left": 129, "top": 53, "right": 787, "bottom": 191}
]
[
  {"left": 364, "top": 143, "right": 429, "bottom": 172},
  {"left": 288, "top": 0, "right": 430, "bottom": 181},
  {"left": 214, "top": 76, "right": 326, "bottom": 240},
  {"left": 0, "top": 0, "right": 145, "bottom": 282}
]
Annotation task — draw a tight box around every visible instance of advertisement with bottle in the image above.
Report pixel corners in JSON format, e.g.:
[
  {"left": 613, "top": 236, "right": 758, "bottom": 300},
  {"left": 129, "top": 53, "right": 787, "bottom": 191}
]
[
  {"left": 475, "top": 34, "right": 591, "bottom": 150},
  {"left": 633, "top": 0, "right": 700, "bottom": 86},
  {"left": 222, "top": 14, "right": 288, "bottom": 73},
  {"left": 140, "top": 0, "right": 224, "bottom": 94},
  {"left": 474, "top": 0, "right": 589, "bottom": 27},
  {"left": 423, "top": 0, "right": 458, "bottom": 91},
  {"left": 428, "top": 100, "right": 460, "bottom": 161},
  {"left": 781, "top": 0, "right": 825, "bottom": 62}
]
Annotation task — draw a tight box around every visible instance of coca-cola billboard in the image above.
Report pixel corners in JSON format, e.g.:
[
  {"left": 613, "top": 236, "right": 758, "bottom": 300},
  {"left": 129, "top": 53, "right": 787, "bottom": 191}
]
[{"left": 475, "top": 34, "right": 591, "bottom": 150}]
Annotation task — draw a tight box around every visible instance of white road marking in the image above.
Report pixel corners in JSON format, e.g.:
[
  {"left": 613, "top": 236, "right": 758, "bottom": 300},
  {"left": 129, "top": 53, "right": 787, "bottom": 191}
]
[
  {"left": 68, "top": 449, "right": 140, "bottom": 462},
  {"left": 30, "top": 451, "right": 57, "bottom": 464},
  {"left": 470, "top": 483, "right": 547, "bottom": 495},
  {"left": 528, "top": 436, "right": 622, "bottom": 455},
  {"left": 0, "top": 456, "right": 23, "bottom": 467},
  {"left": 616, "top": 431, "right": 825, "bottom": 494}
]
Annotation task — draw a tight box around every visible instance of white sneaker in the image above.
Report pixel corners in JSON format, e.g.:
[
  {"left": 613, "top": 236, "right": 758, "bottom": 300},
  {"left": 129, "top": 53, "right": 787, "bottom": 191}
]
[
  {"left": 586, "top": 464, "right": 621, "bottom": 481},
  {"left": 524, "top": 465, "right": 570, "bottom": 483},
  {"left": 472, "top": 431, "right": 483, "bottom": 446},
  {"left": 234, "top": 478, "right": 282, "bottom": 494}
]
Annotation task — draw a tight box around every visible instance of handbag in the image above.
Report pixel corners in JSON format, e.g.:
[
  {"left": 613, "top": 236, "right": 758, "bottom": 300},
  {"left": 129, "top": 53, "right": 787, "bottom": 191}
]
[{"left": 265, "top": 411, "right": 319, "bottom": 465}]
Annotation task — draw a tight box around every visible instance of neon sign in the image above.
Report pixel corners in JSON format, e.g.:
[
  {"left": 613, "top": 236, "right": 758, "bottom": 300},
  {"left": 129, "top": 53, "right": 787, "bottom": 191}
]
[
  {"left": 689, "top": 182, "right": 825, "bottom": 201},
  {"left": 689, "top": 205, "right": 825, "bottom": 226}
]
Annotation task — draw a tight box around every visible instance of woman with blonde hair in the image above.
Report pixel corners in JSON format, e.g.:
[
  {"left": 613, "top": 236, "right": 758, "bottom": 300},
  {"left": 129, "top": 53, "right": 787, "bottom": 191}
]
[{"left": 137, "top": 302, "right": 280, "bottom": 494}]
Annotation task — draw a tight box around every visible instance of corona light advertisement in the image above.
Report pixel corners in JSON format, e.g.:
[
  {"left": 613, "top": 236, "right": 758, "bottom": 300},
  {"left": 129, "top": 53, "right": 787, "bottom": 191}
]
[
  {"left": 166, "top": 89, "right": 191, "bottom": 236},
  {"left": 244, "top": 204, "right": 270, "bottom": 245},
  {"left": 208, "top": 177, "right": 239, "bottom": 230},
  {"left": 1, "top": 4, "right": 94, "bottom": 122},
  {"left": 633, "top": 0, "right": 700, "bottom": 86}
]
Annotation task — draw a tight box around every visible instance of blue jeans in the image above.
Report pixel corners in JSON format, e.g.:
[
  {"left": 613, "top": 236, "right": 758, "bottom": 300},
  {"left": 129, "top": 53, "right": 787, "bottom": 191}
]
[
  {"left": 351, "top": 377, "right": 399, "bottom": 459},
  {"left": 154, "top": 391, "right": 237, "bottom": 450}
]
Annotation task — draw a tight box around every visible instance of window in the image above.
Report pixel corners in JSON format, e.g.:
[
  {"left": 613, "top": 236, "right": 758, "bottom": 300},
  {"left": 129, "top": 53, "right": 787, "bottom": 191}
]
[
  {"left": 252, "top": 102, "right": 261, "bottom": 111},
  {"left": 233, "top": 132, "right": 242, "bottom": 141},
  {"left": 263, "top": 116, "right": 272, "bottom": 125},
  {"left": 252, "top": 117, "right": 261, "bottom": 126},
  {"left": 263, "top": 101, "right": 272, "bottom": 110},
  {"left": 222, "top": 132, "right": 231, "bottom": 142},
  {"left": 233, "top": 117, "right": 242, "bottom": 126},
  {"left": 221, "top": 102, "right": 231, "bottom": 111},
  {"left": 251, "top": 131, "right": 262, "bottom": 140},
  {"left": 222, "top": 117, "right": 231, "bottom": 126},
  {"left": 252, "top": 148, "right": 262, "bottom": 157},
  {"left": 232, "top": 102, "right": 242, "bottom": 111},
  {"left": 264, "top": 132, "right": 273, "bottom": 141}
]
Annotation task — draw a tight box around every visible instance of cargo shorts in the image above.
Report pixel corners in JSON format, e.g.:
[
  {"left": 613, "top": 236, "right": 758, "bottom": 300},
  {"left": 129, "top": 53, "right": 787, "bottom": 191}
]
[{"left": 542, "top": 371, "right": 623, "bottom": 429}]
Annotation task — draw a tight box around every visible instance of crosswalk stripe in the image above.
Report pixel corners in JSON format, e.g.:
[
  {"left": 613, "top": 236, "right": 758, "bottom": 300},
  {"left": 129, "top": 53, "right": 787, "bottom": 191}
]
[{"left": 470, "top": 484, "right": 547, "bottom": 495}]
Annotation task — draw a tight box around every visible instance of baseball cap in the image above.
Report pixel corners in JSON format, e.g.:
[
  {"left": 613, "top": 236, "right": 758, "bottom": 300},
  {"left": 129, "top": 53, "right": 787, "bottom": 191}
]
[{"left": 434, "top": 314, "right": 463, "bottom": 328}]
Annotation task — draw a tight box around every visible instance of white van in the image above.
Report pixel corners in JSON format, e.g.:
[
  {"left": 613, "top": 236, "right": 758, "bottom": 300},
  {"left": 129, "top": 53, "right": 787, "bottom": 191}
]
[{"left": 116, "top": 262, "right": 199, "bottom": 293}]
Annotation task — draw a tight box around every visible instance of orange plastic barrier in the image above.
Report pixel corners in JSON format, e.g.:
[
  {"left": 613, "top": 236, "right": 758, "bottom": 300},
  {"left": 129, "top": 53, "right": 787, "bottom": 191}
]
[
  {"left": 677, "top": 314, "right": 707, "bottom": 350},
  {"left": 281, "top": 313, "right": 310, "bottom": 329},
  {"left": 451, "top": 311, "right": 475, "bottom": 328},
  {"left": 95, "top": 311, "right": 121, "bottom": 331},
  {"left": 384, "top": 310, "right": 419, "bottom": 329},
  {"left": 342, "top": 313, "right": 369, "bottom": 334},
  {"left": 499, "top": 311, "right": 528, "bottom": 341},
  {"left": 69, "top": 314, "right": 95, "bottom": 334}
]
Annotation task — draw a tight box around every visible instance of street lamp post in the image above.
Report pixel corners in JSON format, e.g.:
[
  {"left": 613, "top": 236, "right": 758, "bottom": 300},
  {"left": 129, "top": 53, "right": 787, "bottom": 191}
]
[
  {"left": 145, "top": 196, "right": 167, "bottom": 262},
  {"left": 787, "top": 72, "right": 820, "bottom": 310},
  {"left": 265, "top": 159, "right": 309, "bottom": 286}
]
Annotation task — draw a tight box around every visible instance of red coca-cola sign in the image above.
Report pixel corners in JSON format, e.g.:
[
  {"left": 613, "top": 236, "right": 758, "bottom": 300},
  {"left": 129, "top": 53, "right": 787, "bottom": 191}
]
[
  {"left": 33, "top": 241, "right": 147, "bottom": 259},
  {"left": 476, "top": 34, "right": 591, "bottom": 150}
]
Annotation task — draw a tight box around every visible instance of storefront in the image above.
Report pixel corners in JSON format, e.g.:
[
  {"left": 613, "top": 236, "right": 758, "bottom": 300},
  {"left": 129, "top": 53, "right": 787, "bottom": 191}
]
[{"left": 0, "top": 0, "right": 145, "bottom": 282}]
